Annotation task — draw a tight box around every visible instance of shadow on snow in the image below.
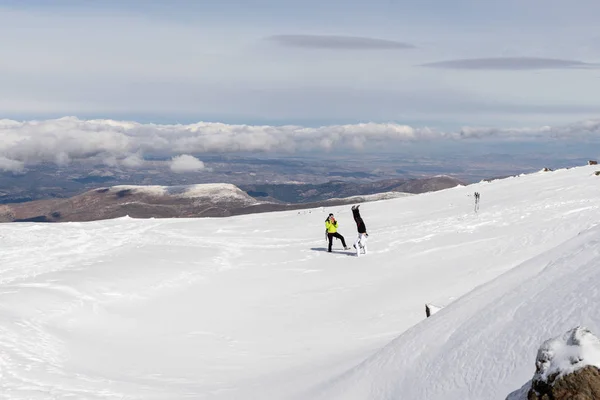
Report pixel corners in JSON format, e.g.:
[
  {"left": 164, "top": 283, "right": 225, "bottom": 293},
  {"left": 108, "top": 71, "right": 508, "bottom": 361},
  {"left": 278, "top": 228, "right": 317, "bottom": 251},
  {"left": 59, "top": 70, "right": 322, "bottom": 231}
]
[{"left": 310, "top": 247, "right": 356, "bottom": 256}]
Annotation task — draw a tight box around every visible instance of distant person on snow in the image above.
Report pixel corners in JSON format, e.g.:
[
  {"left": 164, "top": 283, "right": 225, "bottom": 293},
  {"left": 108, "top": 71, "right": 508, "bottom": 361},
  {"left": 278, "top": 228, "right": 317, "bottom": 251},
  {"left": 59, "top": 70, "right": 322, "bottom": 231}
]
[
  {"left": 325, "top": 213, "right": 349, "bottom": 252},
  {"left": 351, "top": 205, "right": 368, "bottom": 256}
]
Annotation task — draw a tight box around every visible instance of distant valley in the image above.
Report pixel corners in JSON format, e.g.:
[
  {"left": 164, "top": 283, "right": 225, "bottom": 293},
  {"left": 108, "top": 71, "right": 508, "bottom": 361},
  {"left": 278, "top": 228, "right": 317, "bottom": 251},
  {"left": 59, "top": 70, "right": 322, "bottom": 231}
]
[
  {"left": 1, "top": 149, "right": 591, "bottom": 223},
  {"left": 0, "top": 176, "right": 463, "bottom": 222}
]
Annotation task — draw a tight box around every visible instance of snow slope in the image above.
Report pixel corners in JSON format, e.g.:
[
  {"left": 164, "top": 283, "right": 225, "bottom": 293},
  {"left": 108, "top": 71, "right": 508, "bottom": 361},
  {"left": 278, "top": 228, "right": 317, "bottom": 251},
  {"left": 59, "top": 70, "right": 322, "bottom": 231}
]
[
  {"left": 0, "top": 166, "right": 599, "bottom": 399},
  {"left": 311, "top": 212, "right": 600, "bottom": 400}
]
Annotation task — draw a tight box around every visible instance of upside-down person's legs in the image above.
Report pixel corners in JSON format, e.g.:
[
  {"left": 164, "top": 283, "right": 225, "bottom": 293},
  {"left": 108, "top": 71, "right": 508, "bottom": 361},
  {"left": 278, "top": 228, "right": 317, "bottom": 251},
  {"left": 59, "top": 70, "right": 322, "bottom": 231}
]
[
  {"left": 360, "top": 234, "right": 368, "bottom": 255},
  {"left": 354, "top": 234, "right": 362, "bottom": 256}
]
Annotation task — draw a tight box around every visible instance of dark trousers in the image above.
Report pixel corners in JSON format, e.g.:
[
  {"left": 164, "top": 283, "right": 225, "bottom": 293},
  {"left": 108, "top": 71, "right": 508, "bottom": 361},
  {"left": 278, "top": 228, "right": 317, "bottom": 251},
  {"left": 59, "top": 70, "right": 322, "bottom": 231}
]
[{"left": 328, "top": 232, "right": 347, "bottom": 251}]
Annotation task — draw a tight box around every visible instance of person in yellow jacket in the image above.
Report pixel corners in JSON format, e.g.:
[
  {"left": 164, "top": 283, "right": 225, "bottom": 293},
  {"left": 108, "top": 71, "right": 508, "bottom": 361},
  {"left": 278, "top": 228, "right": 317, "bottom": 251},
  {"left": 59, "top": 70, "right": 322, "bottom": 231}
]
[{"left": 325, "top": 213, "right": 349, "bottom": 252}]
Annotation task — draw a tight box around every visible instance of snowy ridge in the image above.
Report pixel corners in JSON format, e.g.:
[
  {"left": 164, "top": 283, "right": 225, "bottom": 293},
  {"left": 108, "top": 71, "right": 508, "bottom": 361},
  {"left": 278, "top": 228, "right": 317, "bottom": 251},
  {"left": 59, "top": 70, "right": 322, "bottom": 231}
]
[
  {"left": 106, "top": 184, "right": 410, "bottom": 206},
  {"left": 1, "top": 165, "right": 600, "bottom": 399},
  {"left": 323, "top": 191, "right": 413, "bottom": 203},
  {"left": 107, "top": 183, "right": 259, "bottom": 204}
]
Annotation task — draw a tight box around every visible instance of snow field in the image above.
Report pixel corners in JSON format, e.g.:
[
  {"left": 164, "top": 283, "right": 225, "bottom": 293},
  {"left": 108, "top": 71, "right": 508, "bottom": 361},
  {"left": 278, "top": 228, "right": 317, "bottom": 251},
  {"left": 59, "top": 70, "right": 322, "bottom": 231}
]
[{"left": 0, "top": 166, "right": 599, "bottom": 399}]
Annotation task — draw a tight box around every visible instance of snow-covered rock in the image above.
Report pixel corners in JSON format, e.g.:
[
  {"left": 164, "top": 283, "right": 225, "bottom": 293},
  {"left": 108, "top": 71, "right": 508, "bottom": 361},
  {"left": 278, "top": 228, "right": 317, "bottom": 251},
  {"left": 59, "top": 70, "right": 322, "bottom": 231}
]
[
  {"left": 425, "top": 303, "right": 443, "bottom": 317},
  {"left": 518, "top": 327, "right": 600, "bottom": 400},
  {"left": 534, "top": 327, "right": 600, "bottom": 384}
]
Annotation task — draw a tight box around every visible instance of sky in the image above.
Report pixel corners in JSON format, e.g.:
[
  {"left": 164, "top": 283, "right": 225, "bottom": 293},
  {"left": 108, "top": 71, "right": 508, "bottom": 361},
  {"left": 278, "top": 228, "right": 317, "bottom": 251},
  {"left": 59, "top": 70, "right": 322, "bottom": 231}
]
[{"left": 1, "top": 0, "right": 600, "bottom": 129}]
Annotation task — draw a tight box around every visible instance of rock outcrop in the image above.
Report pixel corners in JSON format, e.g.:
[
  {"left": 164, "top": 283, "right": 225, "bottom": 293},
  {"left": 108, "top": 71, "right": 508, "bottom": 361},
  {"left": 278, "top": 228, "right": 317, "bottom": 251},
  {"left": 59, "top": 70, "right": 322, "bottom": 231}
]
[
  {"left": 528, "top": 365, "right": 600, "bottom": 400},
  {"left": 425, "top": 303, "right": 443, "bottom": 318},
  {"left": 509, "top": 327, "right": 600, "bottom": 400}
]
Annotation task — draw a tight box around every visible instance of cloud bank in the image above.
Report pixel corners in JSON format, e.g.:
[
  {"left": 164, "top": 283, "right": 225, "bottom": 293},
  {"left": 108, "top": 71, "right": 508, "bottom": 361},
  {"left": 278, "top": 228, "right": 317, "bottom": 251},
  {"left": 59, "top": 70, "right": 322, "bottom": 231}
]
[
  {"left": 267, "top": 35, "right": 415, "bottom": 50},
  {"left": 0, "top": 117, "right": 599, "bottom": 172},
  {"left": 421, "top": 57, "right": 600, "bottom": 70}
]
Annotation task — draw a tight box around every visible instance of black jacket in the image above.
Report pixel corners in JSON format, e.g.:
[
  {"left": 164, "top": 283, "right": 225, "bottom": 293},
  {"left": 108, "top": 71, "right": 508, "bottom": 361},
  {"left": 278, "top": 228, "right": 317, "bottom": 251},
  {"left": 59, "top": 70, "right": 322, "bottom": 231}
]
[{"left": 352, "top": 208, "right": 367, "bottom": 234}]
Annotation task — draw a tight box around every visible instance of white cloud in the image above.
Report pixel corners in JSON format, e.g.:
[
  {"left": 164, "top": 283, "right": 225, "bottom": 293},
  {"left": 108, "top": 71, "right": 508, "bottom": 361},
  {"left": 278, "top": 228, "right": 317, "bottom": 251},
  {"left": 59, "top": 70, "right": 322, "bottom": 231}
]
[
  {"left": 0, "top": 117, "right": 131, "bottom": 165},
  {"left": 421, "top": 57, "right": 600, "bottom": 70},
  {"left": 0, "top": 156, "right": 25, "bottom": 173},
  {"left": 55, "top": 152, "right": 70, "bottom": 166},
  {"left": 121, "top": 153, "right": 145, "bottom": 168},
  {"left": 170, "top": 155, "right": 206, "bottom": 173},
  {"left": 267, "top": 35, "right": 415, "bottom": 50},
  {"left": 0, "top": 117, "right": 599, "bottom": 171}
]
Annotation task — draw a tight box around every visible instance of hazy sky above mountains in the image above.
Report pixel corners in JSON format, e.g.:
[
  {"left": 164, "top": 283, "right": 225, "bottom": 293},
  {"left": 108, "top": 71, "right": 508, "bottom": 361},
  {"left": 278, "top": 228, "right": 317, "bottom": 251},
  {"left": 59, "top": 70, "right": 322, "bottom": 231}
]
[{"left": 1, "top": 0, "right": 600, "bottom": 129}]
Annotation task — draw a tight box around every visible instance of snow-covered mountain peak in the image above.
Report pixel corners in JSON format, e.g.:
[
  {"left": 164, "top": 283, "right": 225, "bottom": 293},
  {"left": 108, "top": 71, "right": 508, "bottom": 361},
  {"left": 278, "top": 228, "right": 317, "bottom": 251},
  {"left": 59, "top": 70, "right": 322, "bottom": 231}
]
[{"left": 107, "top": 182, "right": 258, "bottom": 204}]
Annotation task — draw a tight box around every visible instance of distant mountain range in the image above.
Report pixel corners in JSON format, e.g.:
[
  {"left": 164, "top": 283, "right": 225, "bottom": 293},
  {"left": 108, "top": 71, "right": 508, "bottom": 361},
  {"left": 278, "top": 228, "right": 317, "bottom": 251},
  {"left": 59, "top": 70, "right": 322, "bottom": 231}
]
[{"left": 0, "top": 176, "right": 464, "bottom": 222}]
